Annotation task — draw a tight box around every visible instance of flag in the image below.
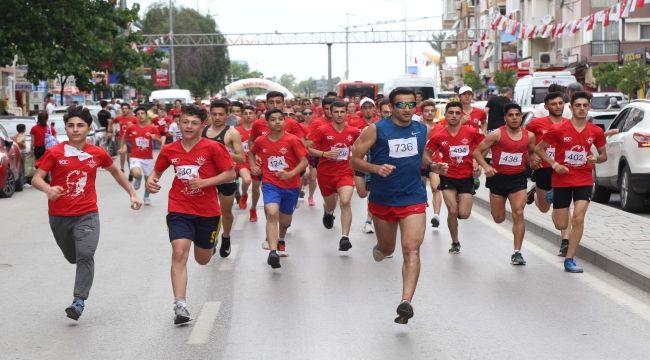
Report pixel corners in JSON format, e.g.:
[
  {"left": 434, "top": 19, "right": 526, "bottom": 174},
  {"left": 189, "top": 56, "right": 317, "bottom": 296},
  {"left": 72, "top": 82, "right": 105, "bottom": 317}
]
[
  {"left": 520, "top": 24, "right": 527, "bottom": 39},
  {"left": 528, "top": 25, "right": 537, "bottom": 39},
  {"left": 572, "top": 18, "right": 583, "bottom": 34},
  {"left": 631, "top": 0, "right": 645, "bottom": 12},
  {"left": 541, "top": 24, "right": 550, "bottom": 38},
  {"left": 505, "top": 20, "right": 514, "bottom": 35},
  {"left": 556, "top": 22, "right": 567, "bottom": 38},
  {"left": 622, "top": 0, "right": 631, "bottom": 18},
  {"left": 496, "top": 15, "right": 506, "bottom": 29},
  {"left": 550, "top": 24, "right": 558, "bottom": 38},
  {"left": 586, "top": 14, "right": 595, "bottom": 31},
  {"left": 604, "top": 7, "right": 611, "bottom": 27},
  {"left": 563, "top": 20, "right": 575, "bottom": 36}
]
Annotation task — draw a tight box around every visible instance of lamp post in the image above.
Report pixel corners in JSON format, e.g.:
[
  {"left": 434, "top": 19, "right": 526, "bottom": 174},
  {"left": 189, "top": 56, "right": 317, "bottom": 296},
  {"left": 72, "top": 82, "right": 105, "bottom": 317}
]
[
  {"left": 168, "top": 0, "right": 177, "bottom": 88},
  {"left": 384, "top": 0, "right": 407, "bottom": 74}
]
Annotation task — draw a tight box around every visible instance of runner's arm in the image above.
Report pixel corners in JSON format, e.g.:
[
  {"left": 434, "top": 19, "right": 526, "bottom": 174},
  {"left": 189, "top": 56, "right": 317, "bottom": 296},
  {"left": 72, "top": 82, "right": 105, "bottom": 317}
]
[
  {"left": 350, "top": 124, "right": 379, "bottom": 174},
  {"left": 189, "top": 167, "right": 237, "bottom": 189},
  {"left": 527, "top": 131, "right": 540, "bottom": 168},
  {"left": 535, "top": 139, "right": 568, "bottom": 174},
  {"left": 32, "top": 168, "right": 64, "bottom": 200},
  {"left": 473, "top": 130, "right": 499, "bottom": 174},
  {"left": 228, "top": 130, "right": 246, "bottom": 164},
  {"left": 106, "top": 162, "right": 142, "bottom": 209}
]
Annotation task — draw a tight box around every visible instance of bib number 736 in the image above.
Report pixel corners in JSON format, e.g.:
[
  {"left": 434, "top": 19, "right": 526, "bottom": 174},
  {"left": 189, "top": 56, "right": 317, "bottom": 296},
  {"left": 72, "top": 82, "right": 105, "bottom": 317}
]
[{"left": 388, "top": 137, "right": 418, "bottom": 158}]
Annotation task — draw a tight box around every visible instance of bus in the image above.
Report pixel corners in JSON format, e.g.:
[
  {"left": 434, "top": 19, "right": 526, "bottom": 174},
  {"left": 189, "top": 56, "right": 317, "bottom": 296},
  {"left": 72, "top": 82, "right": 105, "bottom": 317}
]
[{"left": 337, "top": 81, "right": 379, "bottom": 100}]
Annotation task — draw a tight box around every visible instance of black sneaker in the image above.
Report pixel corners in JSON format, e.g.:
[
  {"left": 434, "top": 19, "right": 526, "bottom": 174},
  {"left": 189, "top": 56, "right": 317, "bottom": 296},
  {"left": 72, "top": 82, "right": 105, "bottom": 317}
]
[
  {"left": 473, "top": 177, "right": 480, "bottom": 190},
  {"left": 299, "top": 190, "right": 305, "bottom": 198},
  {"left": 65, "top": 298, "right": 85, "bottom": 321},
  {"left": 128, "top": 173, "right": 133, "bottom": 182},
  {"left": 510, "top": 252, "right": 526, "bottom": 265},
  {"left": 558, "top": 239, "right": 569, "bottom": 257},
  {"left": 448, "top": 242, "right": 461, "bottom": 254},
  {"left": 339, "top": 236, "right": 352, "bottom": 251},
  {"left": 526, "top": 186, "right": 536, "bottom": 205},
  {"left": 430, "top": 215, "right": 440, "bottom": 228},
  {"left": 394, "top": 300, "right": 414, "bottom": 324},
  {"left": 220, "top": 236, "right": 231, "bottom": 258},
  {"left": 234, "top": 189, "right": 241, "bottom": 204},
  {"left": 267, "top": 251, "right": 281, "bottom": 268},
  {"left": 322, "top": 212, "right": 335, "bottom": 229}
]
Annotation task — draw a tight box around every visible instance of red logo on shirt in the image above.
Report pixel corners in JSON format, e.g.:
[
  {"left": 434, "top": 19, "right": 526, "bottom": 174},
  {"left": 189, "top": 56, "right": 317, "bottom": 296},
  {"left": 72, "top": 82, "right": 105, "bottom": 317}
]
[
  {"left": 196, "top": 156, "right": 206, "bottom": 166},
  {"left": 461, "top": 138, "right": 469, "bottom": 145},
  {"left": 563, "top": 137, "right": 573, "bottom": 142},
  {"left": 280, "top": 147, "right": 288, "bottom": 155}
]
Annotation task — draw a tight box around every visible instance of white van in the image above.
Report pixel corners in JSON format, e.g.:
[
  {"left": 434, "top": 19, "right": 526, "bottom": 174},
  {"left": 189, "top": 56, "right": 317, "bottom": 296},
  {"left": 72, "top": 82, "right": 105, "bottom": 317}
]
[
  {"left": 149, "top": 89, "right": 192, "bottom": 105},
  {"left": 513, "top": 71, "right": 576, "bottom": 110},
  {"left": 383, "top": 76, "right": 437, "bottom": 100}
]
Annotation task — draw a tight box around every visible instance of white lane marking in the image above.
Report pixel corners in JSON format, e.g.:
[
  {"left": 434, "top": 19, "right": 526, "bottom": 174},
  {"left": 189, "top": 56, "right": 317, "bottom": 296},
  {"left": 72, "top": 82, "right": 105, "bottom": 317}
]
[
  {"left": 472, "top": 211, "right": 650, "bottom": 323},
  {"left": 232, "top": 214, "right": 247, "bottom": 231},
  {"left": 219, "top": 244, "right": 239, "bottom": 271},
  {"left": 186, "top": 301, "right": 222, "bottom": 345}
]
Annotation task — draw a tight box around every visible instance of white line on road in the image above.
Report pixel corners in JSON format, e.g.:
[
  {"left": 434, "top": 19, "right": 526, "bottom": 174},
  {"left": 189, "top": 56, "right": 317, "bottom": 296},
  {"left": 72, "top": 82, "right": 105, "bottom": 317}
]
[
  {"left": 186, "top": 301, "right": 222, "bottom": 345},
  {"left": 219, "top": 244, "right": 239, "bottom": 271},
  {"left": 232, "top": 214, "right": 248, "bottom": 232},
  {"left": 472, "top": 211, "right": 650, "bottom": 323}
]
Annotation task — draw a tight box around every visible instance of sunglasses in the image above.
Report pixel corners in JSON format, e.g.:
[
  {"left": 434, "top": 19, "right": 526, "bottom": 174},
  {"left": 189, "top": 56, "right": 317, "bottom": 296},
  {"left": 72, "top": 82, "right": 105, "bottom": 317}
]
[
  {"left": 283, "top": 112, "right": 295, "bottom": 116},
  {"left": 394, "top": 101, "right": 417, "bottom": 109},
  {"left": 303, "top": 111, "right": 313, "bottom": 115}
]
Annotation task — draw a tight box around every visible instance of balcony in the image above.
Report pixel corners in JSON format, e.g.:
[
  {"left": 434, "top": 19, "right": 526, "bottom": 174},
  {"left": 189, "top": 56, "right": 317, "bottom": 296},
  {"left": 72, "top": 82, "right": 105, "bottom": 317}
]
[{"left": 592, "top": 40, "right": 620, "bottom": 56}]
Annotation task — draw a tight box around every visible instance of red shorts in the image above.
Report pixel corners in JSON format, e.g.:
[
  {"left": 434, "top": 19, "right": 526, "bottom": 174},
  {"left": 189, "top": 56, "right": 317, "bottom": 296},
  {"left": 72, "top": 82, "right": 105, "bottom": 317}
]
[
  {"left": 368, "top": 202, "right": 427, "bottom": 223},
  {"left": 236, "top": 163, "right": 250, "bottom": 175},
  {"left": 317, "top": 173, "right": 354, "bottom": 197}
]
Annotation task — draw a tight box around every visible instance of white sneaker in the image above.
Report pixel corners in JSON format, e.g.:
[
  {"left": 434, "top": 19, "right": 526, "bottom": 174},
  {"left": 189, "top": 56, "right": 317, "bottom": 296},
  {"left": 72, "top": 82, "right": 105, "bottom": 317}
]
[
  {"left": 362, "top": 222, "right": 375, "bottom": 234},
  {"left": 144, "top": 197, "right": 151, "bottom": 206},
  {"left": 262, "top": 240, "right": 270, "bottom": 250}
]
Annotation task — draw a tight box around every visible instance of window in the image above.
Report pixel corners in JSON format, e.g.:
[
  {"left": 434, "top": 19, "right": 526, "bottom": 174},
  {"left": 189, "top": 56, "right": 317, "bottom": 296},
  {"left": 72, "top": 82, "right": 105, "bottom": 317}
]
[
  {"left": 641, "top": 24, "right": 650, "bottom": 40},
  {"left": 591, "top": 0, "right": 617, "bottom": 7},
  {"left": 621, "top": 108, "right": 644, "bottom": 133},
  {"left": 610, "top": 108, "right": 630, "bottom": 130},
  {"left": 592, "top": 21, "right": 619, "bottom": 55}
]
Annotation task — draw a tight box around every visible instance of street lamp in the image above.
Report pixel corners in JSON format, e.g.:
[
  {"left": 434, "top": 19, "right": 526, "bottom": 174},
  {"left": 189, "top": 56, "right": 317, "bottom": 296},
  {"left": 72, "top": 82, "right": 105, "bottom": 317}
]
[
  {"left": 168, "top": 0, "right": 177, "bottom": 88},
  {"left": 384, "top": 0, "right": 407, "bottom": 74}
]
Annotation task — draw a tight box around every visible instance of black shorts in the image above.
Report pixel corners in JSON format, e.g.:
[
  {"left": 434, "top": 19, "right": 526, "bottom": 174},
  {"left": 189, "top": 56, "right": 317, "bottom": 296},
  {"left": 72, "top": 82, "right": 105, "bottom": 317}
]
[
  {"left": 166, "top": 213, "right": 221, "bottom": 249},
  {"left": 438, "top": 176, "right": 475, "bottom": 194},
  {"left": 420, "top": 167, "right": 430, "bottom": 177},
  {"left": 486, "top": 171, "right": 528, "bottom": 198},
  {"left": 552, "top": 186, "right": 592, "bottom": 209},
  {"left": 532, "top": 167, "right": 553, "bottom": 191},
  {"left": 216, "top": 182, "right": 237, "bottom": 196}
]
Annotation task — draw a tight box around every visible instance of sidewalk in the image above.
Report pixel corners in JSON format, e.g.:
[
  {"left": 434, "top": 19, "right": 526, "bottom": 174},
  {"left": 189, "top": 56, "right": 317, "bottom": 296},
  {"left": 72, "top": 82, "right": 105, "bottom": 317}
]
[{"left": 473, "top": 177, "right": 650, "bottom": 293}]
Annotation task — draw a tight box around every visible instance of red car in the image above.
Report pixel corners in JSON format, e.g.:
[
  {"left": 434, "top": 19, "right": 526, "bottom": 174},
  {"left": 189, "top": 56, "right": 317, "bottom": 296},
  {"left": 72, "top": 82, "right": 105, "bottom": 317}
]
[{"left": 0, "top": 123, "right": 25, "bottom": 198}]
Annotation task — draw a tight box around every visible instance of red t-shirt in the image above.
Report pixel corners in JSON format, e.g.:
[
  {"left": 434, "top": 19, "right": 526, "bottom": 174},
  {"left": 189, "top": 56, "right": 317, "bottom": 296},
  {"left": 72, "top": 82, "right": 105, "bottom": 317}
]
[
  {"left": 491, "top": 126, "right": 530, "bottom": 175},
  {"left": 125, "top": 124, "right": 159, "bottom": 160},
  {"left": 30, "top": 124, "right": 48, "bottom": 147},
  {"left": 153, "top": 116, "right": 173, "bottom": 135},
  {"left": 154, "top": 138, "right": 235, "bottom": 217},
  {"left": 463, "top": 107, "right": 487, "bottom": 130},
  {"left": 250, "top": 117, "right": 305, "bottom": 142},
  {"left": 348, "top": 116, "right": 377, "bottom": 130},
  {"left": 235, "top": 125, "right": 252, "bottom": 169},
  {"left": 312, "top": 106, "right": 324, "bottom": 118},
  {"left": 308, "top": 122, "right": 360, "bottom": 177},
  {"left": 35, "top": 142, "right": 113, "bottom": 216},
  {"left": 542, "top": 121, "right": 606, "bottom": 188},
  {"left": 426, "top": 125, "right": 483, "bottom": 179},
  {"left": 169, "top": 108, "right": 182, "bottom": 117},
  {"left": 250, "top": 118, "right": 270, "bottom": 141},
  {"left": 525, "top": 116, "right": 569, "bottom": 168},
  {"left": 114, "top": 115, "right": 138, "bottom": 137},
  {"left": 251, "top": 133, "right": 308, "bottom": 189},
  {"left": 307, "top": 117, "right": 329, "bottom": 137}
]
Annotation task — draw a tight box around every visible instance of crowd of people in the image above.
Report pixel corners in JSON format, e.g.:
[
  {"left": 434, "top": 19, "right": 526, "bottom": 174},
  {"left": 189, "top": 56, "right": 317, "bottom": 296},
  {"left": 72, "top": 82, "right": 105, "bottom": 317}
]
[{"left": 30, "top": 83, "right": 609, "bottom": 326}]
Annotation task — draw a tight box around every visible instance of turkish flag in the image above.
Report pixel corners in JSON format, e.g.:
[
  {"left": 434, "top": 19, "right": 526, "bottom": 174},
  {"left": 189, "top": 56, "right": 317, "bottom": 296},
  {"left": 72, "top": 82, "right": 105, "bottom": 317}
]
[
  {"left": 603, "top": 7, "right": 611, "bottom": 27},
  {"left": 586, "top": 14, "right": 595, "bottom": 31}
]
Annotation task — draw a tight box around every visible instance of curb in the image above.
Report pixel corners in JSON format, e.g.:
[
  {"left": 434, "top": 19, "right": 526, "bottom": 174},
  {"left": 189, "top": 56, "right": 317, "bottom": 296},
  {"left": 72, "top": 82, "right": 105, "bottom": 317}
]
[{"left": 473, "top": 195, "right": 650, "bottom": 294}]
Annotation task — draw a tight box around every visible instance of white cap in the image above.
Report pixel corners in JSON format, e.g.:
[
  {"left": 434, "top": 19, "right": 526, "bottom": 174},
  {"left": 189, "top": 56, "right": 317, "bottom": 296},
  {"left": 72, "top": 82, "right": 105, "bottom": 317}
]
[
  {"left": 360, "top": 97, "right": 375, "bottom": 106},
  {"left": 459, "top": 85, "right": 473, "bottom": 95}
]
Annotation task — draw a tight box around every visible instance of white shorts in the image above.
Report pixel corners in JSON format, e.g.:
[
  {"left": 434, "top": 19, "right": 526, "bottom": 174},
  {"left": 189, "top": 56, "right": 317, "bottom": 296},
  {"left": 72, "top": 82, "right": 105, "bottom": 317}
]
[{"left": 129, "top": 157, "right": 154, "bottom": 176}]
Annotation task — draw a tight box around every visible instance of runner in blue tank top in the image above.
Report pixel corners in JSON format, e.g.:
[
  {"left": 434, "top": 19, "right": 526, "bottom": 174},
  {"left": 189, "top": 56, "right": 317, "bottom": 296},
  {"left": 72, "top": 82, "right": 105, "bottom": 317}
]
[{"left": 351, "top": 88, "right": 448, "bottom": 324}]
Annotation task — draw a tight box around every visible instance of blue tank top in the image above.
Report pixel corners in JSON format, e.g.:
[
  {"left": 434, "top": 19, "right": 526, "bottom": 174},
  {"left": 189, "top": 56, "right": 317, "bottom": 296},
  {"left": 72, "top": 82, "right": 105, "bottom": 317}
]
[{"left": 368, "top": 118, "right": 428, "bottom": 206}]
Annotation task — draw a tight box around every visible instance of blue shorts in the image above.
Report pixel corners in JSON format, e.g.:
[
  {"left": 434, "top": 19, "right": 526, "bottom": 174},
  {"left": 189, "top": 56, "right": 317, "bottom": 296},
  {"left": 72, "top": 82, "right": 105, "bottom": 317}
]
[
  {"left": 166, "top": 212, "right": 221, "bottom": 250},
  {"left": 262, "top": 183, "right": 300, "bottom": 215}
]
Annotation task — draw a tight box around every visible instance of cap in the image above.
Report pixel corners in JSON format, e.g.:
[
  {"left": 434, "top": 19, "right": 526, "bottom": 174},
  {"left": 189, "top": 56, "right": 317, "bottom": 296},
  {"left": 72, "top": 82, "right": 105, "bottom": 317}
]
[
  {"left": 360, "top": 97, "right": 375, "bottom": 106},
  {"left": 459, "top": 86, "right": 473, "bottom": 95}
]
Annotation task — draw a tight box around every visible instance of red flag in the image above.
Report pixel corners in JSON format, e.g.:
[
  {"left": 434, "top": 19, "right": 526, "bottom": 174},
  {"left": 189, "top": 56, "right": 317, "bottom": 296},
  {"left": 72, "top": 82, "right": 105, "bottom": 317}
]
[
  {"left": 520, "top": 24, "right": 527, "bottom": 39},
  {"left": 572, "top": 18, "right": 583, "bottom": 34},
  {"left": 633, "top": 0, "right": 645, "bottom": 11},
  {"left": 620, "top": 0, "right": 628, "bottom": 18},
  {"left": 586, "top": 14, "right": 595, "bottom": 31},
  {"left": 510, "top": 22, "right": 519, "bottom": 36},
  {"left": 550, "top": 24, "right": 558, "bottom": 38},
  {"left": 528, "top": 25, "right": 537, "bottom": 39},
  {"left": 556, "top": 22, "right": 567, "bottom": 36},
  {"left": 603, "top": 7, "right": 611, "bottom": 27}
]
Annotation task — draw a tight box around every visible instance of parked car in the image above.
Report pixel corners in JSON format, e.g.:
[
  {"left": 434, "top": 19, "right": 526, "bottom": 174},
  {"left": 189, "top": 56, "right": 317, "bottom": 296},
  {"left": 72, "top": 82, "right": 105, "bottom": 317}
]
[
  {"left": 0, "top": 123, "right": 25, "bottom": 198},
  {"left": 588, "top": 92, "right": 626, "bottom": 131},
  {"left": 593, "top": 99, "right": 650, "bottom": 212},
  {"left": 0, "top": 116, "right": 37, "bottom": 182}
]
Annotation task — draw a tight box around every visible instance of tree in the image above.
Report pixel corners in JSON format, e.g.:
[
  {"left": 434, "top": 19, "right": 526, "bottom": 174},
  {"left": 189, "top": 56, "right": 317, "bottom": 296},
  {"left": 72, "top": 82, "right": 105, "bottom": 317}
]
[
  {"left": 592, "top": 63, "right": 622, "bottom": 90},
  {"left": 619, "top": 62, "right": 650, "bottom": 98},
  {"left": 142, "top": 3, "right": 229, "bottom": 96},
  {"left": 296, "top": 77, "right": 318, "bottom": 97},
  {"left": 279, "top": 74, "right": 297, "bottom": 93},
  {"left": 463, "top": 71, "right": 482, "bottom": 93},
  {"left": 229, "top": 62, "right": 265, "bottom": 96},
  {"left": 429, "top": 32, "right": 452, "bottom": 89},
  {"left": 492, "top": 69, "right": 517, "bottom": 90}
]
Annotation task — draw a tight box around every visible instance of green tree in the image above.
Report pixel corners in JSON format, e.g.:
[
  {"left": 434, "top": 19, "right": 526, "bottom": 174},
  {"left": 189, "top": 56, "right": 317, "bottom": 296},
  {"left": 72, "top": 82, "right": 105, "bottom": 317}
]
[
  {"left": 142, "top": 3, "right": 229, "bottom": 96},
  {"left": 279, "top": 74, "right": 297, "bottom": 93},
  {"left": 296, "top": 77, "right": 318, "bottom": 97},
  {"left": 492, "top": 69, "right": 517, "bottom": 90},
  {"left": 618, "top": 62, "right": 650, "bottom": 98},
  {"left": 228, "top": 62, "right": 265, "bottom": 96},
  {"left": 463, "top": 71, "right": 482, "bottom": 93},
  {"left": 429, "top": 32, "right": 451, "bottom": 89},
  {"left": 592, "top": 63, "right": 622, "bottom": 89}
]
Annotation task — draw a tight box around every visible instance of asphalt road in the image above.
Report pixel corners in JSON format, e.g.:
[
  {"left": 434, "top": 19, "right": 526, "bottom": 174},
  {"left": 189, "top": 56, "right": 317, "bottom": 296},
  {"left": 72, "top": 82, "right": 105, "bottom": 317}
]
[
  {"left": 603, "top": 192, "right": 650, "bottom": 219},
  {"left": 2, "top": 169, "right": 650, "bottom": 359}
]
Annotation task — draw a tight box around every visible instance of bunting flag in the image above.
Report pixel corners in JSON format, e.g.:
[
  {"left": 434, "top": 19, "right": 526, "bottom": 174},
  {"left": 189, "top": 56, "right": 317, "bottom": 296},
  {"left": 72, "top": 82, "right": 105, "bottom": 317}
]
[
  {"left": 572, "top": 18, "right": 583, "bottom": 34},
  {"left": 619, "top": 0, "right": 628, "bottom": 19},
  {"left": 603, "top": 7, "right": 611, "bottom": 27},
  {"left": 527, "top": 25, "right": 537, "bottom": 39},
  {"left": 586, "top": 14, "right": 595, "bottom": 31},
  {"left": 519, "top": 24, "right": 527, "bottom": 39}
]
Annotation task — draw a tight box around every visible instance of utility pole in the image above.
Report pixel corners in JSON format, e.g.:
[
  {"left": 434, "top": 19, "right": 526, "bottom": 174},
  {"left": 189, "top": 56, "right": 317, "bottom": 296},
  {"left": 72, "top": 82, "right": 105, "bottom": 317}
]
[
  {"left": 345, "top": 13, "right": 350, "bottom": 80},
  {"left": 327, "top": 43, "right": 333, "bottom": 92},
  {"left": 473, "top": 5, "right": 480, "bottom": 77},
  {"left": 169, "top": 0, "right": 177, "bottom": 88},
  {"left": 493, "top": 6, "right": 500, "bottom": 76}
]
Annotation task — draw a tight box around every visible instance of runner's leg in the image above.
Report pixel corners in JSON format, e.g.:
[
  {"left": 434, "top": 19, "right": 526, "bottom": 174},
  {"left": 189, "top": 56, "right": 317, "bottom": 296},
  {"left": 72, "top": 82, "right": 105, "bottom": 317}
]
[
  {"left": 508, "top": 190, "right": 527, "bottom": 251},
  {"left": 338, "top": 186, "right": 354, "bottom": 237},
  {"left": 171, "top": 238, "right": 192, "bottom": 300},
  {"left": 442, "top": 189, "right": 460, "bottom": 242},
  {"left": 398, "top": 213, "right": 426, "bottom": 302},
  {"left": 566, "top": 200, "right": 589, "bottom": 259}
]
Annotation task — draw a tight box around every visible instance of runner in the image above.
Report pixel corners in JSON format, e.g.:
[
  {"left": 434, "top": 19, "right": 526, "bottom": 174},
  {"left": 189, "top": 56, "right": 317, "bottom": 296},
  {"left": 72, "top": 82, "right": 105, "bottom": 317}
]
[
  {"left": 351, "top": 88, "right": 447, "bottom": 324},
  {"left": 111, "top": 103, "right": 138, "bottom": 179},
  {"left": 235, "top": 105, "right": 261, "bottom": 222},
  {"left": 525, "top": 92, "right": 572, "bottom": 255},
  {"left": 203, "top": 100, "right": 246, "bottom": 258},
  {"left": 249, "top": 109, "right": 309, "bottom": 267},
  {"left": 146, "top": 104, "right": 235, "bottom": 324},
  {"left": 31, "top": 106, "right": 142, "bottom": 321},
  {"left": 308, "top": 100, "right": 361, "bottom": 251},
  {"left": 297, "top": 106, "right": 319, "bottom": 206},
  {"left": 153, "top": 106, "right": 172, "bottom": 145},
  {"left": 169, "top": 99, "right": 183, "bottom": 117},
  {"left": 420, "top": 99, "right": 443, "bottom": 228},
  {"left": 534, "top": 91, "right": 607, "bottom": 273},
  {"left": 425, "top": 101, "right": 483, "bottom": 254},
  {"left": 120, "top": 106, "right": 161, "bottom": 206},
  {"left": 167, "top": 113, "right": 182, "bottom": 143},
  {"left": 473, "top": 103, "right": 538, "bottom": 265},
  {"left": 352, "top": 97, "right": 379, "bottom": 233}
]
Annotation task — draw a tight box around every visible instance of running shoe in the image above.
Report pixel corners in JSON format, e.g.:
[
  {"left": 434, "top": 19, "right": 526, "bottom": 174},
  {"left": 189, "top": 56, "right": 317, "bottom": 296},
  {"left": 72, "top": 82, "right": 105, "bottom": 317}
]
[
  {"left": 128, "top": 173, "right": 133, "bottom": 182},
  {"left": 448, "top": 242, "right": 461, "bottom": 254},
  {"left": 362, "top": 221, "right": 375, "bottom": 234},
  {"left": 238, "top": 194, "right": 248, "bottom": 210},
  {"left": 65, "top": 298, "right": 85, "bottom": 321},
  {"left": 133, "top": 176, "right": 141, "bottom": 190},
  {"left": 234, "top": 189, "right": 241, "bottom": 205},
  {"left": 430, "top": 215, "right": 440, "bottom": 228},
  {"left": 564, "top": 258, "right": 584, "bottom": 273},
  {"left": 339, "top": 236, "right": 352, "bottom": 251},
  {"left": 473, "top": 177, "right": 480, "bottom": 190},
  {"left": 322, "top": 212, "right": 335, "bottom": 229},
  {"left": 143, "top": 197, "right": 151, "bottom": 206},
  {"left": 267, "top": 251, "right": 281, "bottom": 268},
  {"left": 173, "top": 302, "right": 191, "bottom": 325},
  {"left": 220, "top": 236, "right": 231, "bottom": 258},
  {"left": 545, "top": 189, "right": 554, "bottom": 204},
  {"left": 262, "top": 239, "right": 270, "bottom": 250},
  {"left": 394, "top": 300, "right": 414, "bottom": 324},
  {"left": 249, "top": 209, "right": 258, "bottom": 222},
  {"left": 511, "top": 252, "right": 526, "bottom": 265},
  {"left": 558, "top": 239, "right": 569, "bottom": 257},
  {"left": 373, "top": 245, "right": 387, "bottom": 262},
  {"left": 308, "top": 196, "right": 315, "bottom": 206},
  {"left": 299, "top": 190, "right": 305, "bottom": 198},
  {"left": 526, "top": 186, "right": 536, "bottom": 205},
  {"left": 278, "top": 240, "right": 288, "bottom": 257}
]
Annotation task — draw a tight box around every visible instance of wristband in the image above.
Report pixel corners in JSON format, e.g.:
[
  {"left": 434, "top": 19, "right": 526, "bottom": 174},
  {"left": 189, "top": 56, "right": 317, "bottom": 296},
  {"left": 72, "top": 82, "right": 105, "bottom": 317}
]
[{"left": 551, "top": 162, "right": 560, "bottom": 170}]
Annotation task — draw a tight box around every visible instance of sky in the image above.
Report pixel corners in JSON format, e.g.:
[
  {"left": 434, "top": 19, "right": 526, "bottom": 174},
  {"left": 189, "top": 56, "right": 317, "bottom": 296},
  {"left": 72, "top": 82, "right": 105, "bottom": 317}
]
[{"left": 132, "top": 0, "right": 444, "bottom": 85}]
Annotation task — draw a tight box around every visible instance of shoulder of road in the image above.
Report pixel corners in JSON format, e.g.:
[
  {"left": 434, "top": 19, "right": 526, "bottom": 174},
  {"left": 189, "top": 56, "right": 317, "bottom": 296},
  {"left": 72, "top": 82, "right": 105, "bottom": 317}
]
[{"left": 473, "top": 178, "right": 650, "bottom": 293}]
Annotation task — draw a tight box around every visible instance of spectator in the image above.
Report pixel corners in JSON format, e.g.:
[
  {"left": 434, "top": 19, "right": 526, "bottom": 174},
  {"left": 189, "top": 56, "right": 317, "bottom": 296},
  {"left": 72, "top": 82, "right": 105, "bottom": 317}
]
[
  {"left": 12, "top": 124, "right": 27, "bottom": 151},
  {"left": 485, "top": 87, "right": 513, "bottom": 132},
  {"left": 46, "top": 96, "right": 56, "bottom": 114},
  {"left": 30, "top": 111, "right": 49, "bottom": 160},
  {"left": 97, "top": 100, "right": 112, "bottom": 128}
]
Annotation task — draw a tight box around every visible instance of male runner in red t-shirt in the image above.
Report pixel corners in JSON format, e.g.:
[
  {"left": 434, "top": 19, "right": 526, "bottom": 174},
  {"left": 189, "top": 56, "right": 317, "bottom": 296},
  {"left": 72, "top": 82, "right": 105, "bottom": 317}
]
[
  {"left": 153, "top": 107, "right": 173, "bottom": 144},
  {"left": 308, "top": 101, "right": 361, "bottom": 251},
  {"left": 420, "top": 99, "right": 444, "bottom": 228},
  {"left": 535, "top": 91, "right": 607, "bottom": 273},
  {"left": 249, "top": 109, "right": 308, "bottom": 267},
  {"left": 32, "top": 106, "right": 142, "bottom": 321},
  {"left": 236, "top": 105, "right": 260, "bottom": 221},
  {"left": 459, "top": 86, "right": 487, "bottom": 134},
  {"left": 111, "top": 103, "right": 138, "bottom": 177},
  {"left": 474, "top": 103, "right": 538, "bottom": 265},
  {"left": 146, "top": 104, "right": 236, "bottom": 324}
]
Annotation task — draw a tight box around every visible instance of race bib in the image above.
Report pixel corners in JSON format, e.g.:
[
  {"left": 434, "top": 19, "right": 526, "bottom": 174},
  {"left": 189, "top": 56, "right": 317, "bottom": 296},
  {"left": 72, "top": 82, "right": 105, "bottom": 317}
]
[
  {"left": 388, "top": 137, "right": 418, "bottom": 158},
  {"left": 498, "top": 152, "right": 523, "bottom": 166},
  {"left": 545, "top": 146, "right": 555, "bottom": 159},
  {"left": 449, "top": 145, "right": 470, "bottom": 158},
  {"left": 135, "top": 137, "right": 149, "bottom": 148},
  {"left": 242, "top": 141, "right": 250, "bottom": 153},
  {"left": 565, "top": 150, "right": 587, "bottom": 166},
  {"left": 267, "top": 156, "right": 288, "bottom": 172},
  {"left": 333, "top": 146, "right": 349, "bottom": 161},
  {"left": 175, "top": 165, "right": 200, "bottom": 180}
]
